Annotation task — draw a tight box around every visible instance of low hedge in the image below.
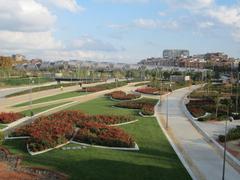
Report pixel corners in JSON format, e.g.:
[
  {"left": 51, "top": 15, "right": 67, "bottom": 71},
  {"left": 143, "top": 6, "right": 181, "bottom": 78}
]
[{"left": 218, "top": 126, "right": 240, "bottom": 142}]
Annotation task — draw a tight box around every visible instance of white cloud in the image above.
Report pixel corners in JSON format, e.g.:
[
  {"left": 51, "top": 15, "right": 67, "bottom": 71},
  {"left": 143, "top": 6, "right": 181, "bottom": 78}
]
[
  {"left": 95, "top": 0, "right": 149, "bottom": 3},
  {"left": 45, "top": 0, "right": 85, "bottom": 12},
  {"left": 0, "top": 0, "right": 56, "bottom": 32},
  {"left": 71, "top": 36, "right": 118, "bottom": 51},
  {"left": 133, "top": 18, "right": 178, "bottom": 29},
  {"left": 207, "top": 6, "right": 240, "bottom": 29},
  {"left": 0, "top": 31, "right": 63, "bottom": 50},
  {"left": 38, "top": 50, "right": 129, "bottom": 62},
  {"left": 198, "top": 21, "right": 214, "bottom": 28},
  {"left": 158, "top": 11, "right": 166, "bottom": 16},
  {"left": 163, "top": 0, "right": 214, "bottom": 10}
]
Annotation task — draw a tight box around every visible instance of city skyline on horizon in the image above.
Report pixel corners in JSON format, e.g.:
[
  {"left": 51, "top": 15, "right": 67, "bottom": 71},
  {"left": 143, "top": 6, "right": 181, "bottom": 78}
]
[{"left": 0, "top": 0, "right": 240, "bottom": 63}]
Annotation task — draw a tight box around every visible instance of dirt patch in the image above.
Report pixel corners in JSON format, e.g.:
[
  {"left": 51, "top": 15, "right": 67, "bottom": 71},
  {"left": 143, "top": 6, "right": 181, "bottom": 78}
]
[{"left": 0, "top": 162, "right": 41, "bottom": 180}]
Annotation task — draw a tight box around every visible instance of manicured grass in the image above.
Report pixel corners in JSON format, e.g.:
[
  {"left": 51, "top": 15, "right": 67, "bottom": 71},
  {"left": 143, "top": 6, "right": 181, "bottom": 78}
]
[
  {"left": 14, "top": 91, "right": 89, "bottom": 107},
  {"left": 6, "top": 83, "right": 78, "bottom": 97},
  {"left": 0, "top": 123, "right": 7, "bottom": 129},
  {"left": 3, "top": 97, "right": 191, "bottom": 180},
  {"left": 0, "top": 77, "right": 53, "bottom": 86},
  {"left": 20, "top": 102, "right": 71, "bottom": 116}
]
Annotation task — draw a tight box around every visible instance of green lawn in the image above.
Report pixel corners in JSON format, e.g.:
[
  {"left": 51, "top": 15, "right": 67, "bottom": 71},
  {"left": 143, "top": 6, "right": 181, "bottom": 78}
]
[
  {"left": 20, "top": 102, "right": 71, "bottom": 116},
  {"left": 14, "top": 91, "right": 89, "bottom": 107},
  {"left": 3, "top": 97, "right": 191, "bottom": 180},
  {"left": 0, "top": 123, "right": 7, "bottom": 129},
  {"left": 0, "top": 77, "right": 54, "bottom": 86}
]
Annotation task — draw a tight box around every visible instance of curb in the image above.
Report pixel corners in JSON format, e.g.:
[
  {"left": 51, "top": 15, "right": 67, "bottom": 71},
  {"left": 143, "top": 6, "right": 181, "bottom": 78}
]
[{"left": 70, "top": 141, "right": 140, "bottom": 151}]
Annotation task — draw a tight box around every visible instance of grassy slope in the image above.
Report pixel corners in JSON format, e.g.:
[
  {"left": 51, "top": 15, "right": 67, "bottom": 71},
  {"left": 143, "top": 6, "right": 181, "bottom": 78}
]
[
  {"left": 0, "top": 124, "right": 7, "bottom": 129},
  {"left": 15, "top": 91, "right": 89, "bottom": 107},
  {"left": 3, "top": 97, "right": 191, "bottom": 180},
  {"left": 20, "top": 102, "right": 71, "bottom": 116}
]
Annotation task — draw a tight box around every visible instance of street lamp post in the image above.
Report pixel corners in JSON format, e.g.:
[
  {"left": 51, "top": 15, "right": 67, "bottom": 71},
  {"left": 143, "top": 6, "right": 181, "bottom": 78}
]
[
  {"left": 166, "top": 93, "right": 168, "bottom": 129},
  {"left": 29, "top": 78, "right": 35, "bottom": 117},
  {"left": 222, "top": 116, "right": 233, "bottom": 180},
  {"left": 166, "top": 83, "right": 172, "bottom": 129}
]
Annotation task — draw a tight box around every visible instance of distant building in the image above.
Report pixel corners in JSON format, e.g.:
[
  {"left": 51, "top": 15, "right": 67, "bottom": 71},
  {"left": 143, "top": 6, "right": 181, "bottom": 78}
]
[
  {"left": 163, "top": 49, "right": 190, "bottom": 59},
  {"left": 0, "top": 56, "right": 14, "bottom": 68},
  {"left": 12, "top": 54, "right": 26, "bottom": 62},
  {"left": 170, "top": 75, "right": 190, "bottom": 82}
]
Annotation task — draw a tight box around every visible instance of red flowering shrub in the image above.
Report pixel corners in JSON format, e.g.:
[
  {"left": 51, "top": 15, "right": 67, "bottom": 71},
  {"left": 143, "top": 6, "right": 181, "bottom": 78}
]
[
  {"left": 115, "top": 98, "right": 157, "bottom": 116},
  {"left": 80, "top": 87, "right": 105, "bottom": 92},
  {"left": 11, "top": 110, "right": 135, "bottom": 152},
  {"left": 79, "top": 82, "right": 128, "bottom": 92},
  {"left": 186, "top": 105, "right": 205, "bottom": 117},
  {"left": 13, "top": 117, "right": 75, "bottom": 152},
  {"left": 136, "top": 87, "right": 160, "bottom": 95},
  {"left": 74, "top": 122, "right": 134, "bottom": 148},
  {"left": 141, "top": 104, "right": 154, "bottom": 116},
  {"left": 0, "top": 112, "right": 23, "bottom": 124},
  {"left": 76, "top": 114, "right": 135, "bottom": 125},
  {"left": 105, "top": 91, "right": 140, "bottom": 100}
]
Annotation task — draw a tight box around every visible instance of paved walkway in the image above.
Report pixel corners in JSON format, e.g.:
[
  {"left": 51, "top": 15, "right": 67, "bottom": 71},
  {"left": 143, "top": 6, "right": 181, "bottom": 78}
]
[
  {"left": 155, "top": 86, "right": 240, "bottom": 180},
  {"left": 0, "top": 79, "right": 125, "bottom": 112}
]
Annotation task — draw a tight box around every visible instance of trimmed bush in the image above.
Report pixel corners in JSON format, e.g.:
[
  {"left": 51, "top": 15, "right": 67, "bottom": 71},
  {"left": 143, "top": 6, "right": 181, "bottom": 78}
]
[
  {"left": 105, "top": 91, "right": 140, "bottom": 100},
  {"left": 218, "top": 126, "right": 240, "bottom": 142},
  {"left": 0, "top": 112, "right": 23, "bottom": 124},
  {"left": 74, "top": 122, "right": 134, "bottom": 148}
]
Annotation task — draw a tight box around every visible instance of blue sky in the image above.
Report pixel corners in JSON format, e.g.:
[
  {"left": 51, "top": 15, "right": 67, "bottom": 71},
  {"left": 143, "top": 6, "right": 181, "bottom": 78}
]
[{"left": 0, "top": 0, "right": 240, "bottom": 63}]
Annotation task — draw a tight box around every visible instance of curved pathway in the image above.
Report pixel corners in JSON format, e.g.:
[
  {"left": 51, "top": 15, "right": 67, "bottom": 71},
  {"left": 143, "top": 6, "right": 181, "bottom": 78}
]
[{"left": 155, "top": 86, "right": 240, "bottom": 180}]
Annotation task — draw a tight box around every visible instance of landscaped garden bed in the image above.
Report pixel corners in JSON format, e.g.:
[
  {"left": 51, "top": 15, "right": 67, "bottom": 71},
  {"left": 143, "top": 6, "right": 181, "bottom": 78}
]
[
  {"left": 73, "top": 122, "right": 134, "bottom": 148},
  {"left": 115, "top": 98, "right": 158, "bottom": 116},
  {"left": 2, "top": 96, "right": 191, "bottom": 180},
  {"left": 105, "top": 91, "right": 140, "bottom": 101},
  {"left": 0, "top": 112, "right": 23, "bottom": 124},
  {"left": 218, "top": 126, "right": 240, "bottom": 142},
  {"left": 186, "top": 96, "right": 230, "bottom": 121},
  {"left": 10, "top": 110, "right": 136, "bottom": 153},
  {"left": 135, "top": 87, "right": 160, "bottom": 95}
]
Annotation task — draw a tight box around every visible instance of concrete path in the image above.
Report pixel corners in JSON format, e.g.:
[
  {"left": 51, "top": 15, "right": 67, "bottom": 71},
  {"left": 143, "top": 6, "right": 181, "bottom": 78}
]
[
  {"left": 0, "top": 79, "right": 126, "bottom": 112},
  {"left": 155, "top": 86, "right": 240, "bottom": 180}
]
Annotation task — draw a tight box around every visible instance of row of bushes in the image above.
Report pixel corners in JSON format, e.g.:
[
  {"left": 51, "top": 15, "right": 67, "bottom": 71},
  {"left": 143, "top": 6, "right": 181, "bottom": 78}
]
[
  {"left": 79, "top": 81, "right": 128, "bottom": 93},
  {"left": 135, "top": 87, "right": 160, "bottom": 95},
  {"left": 6, "top": 83, "right": 78, "bottom": 97},
  {"left": 115, "top": 98, "right": 157, "bottom": 116},
  {"left": 218, "top": 126, "right": 240, "bottom": 142},
  {"left": 12, "top": 111, "right": 135, "bottom": 152},
  {"left": 105, "top": 91, "right": 140, "bottom": 100},
  {"left": 0, "top": 112, "right": 23, "bottom": 124}
]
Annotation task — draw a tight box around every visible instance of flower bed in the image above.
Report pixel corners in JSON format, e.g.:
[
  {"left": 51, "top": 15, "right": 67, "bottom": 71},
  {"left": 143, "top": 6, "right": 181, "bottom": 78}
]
[
  {"left": 135, "top": 87, "right": 160, "bottom": 95},
  {"left": 219, "top": 126, "right": 240, "bottom": 142},
  {"left": 79, "top": 82, "right": 127, "bottom": 93},
  {"left": 0, "top": 112, "right": 23, "bottom": 124},
  {"left": 73, "top": 122, "right": 134, "bottom": 148},
  {"left": 141, "top": 104, "right": 155, "bottom": 116},
  {"left": 115, "top": 98, "right": 157, "bottom": 116},
  {"left": 186, "top": 104, "right": 206, "bottom": 118},
  {"left": 105, "top": 91, "right": 140, "bottom": 100},
  {"left": 11, "top": 111, "right": 135, "bottom": 152}
]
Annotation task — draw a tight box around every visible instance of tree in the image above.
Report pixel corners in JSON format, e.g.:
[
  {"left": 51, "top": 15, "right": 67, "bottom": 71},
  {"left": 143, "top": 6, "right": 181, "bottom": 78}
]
[
  {"left": 213, "top": 94, "right": 221, "bottom": 118},
  {"left": 0, "top": 131, "right": 4, "bottom": 145}
]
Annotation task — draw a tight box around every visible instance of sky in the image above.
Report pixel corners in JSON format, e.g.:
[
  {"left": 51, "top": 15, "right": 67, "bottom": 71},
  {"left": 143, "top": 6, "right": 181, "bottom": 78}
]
[{"left": 0, "top": 0, "right": 240, "bottom": 63}]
